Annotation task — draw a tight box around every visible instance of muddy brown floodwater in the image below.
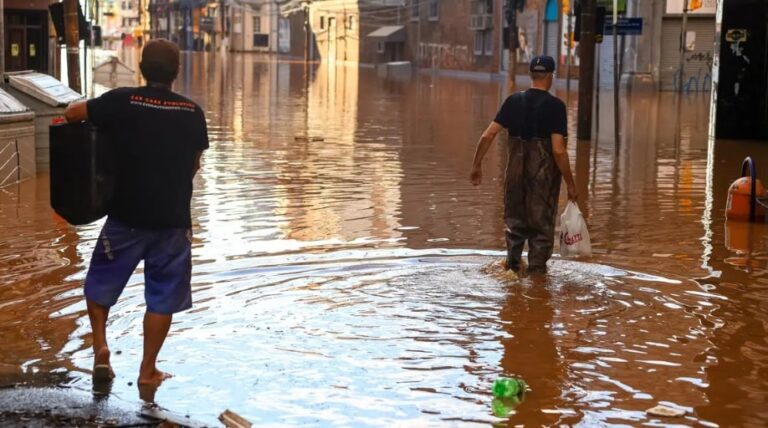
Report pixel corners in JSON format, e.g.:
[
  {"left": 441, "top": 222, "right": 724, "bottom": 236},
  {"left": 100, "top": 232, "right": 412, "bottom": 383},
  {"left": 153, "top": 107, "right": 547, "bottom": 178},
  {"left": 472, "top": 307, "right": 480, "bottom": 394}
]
[{"left": 1, "top": 53, "right": 768, "bottom": 427}]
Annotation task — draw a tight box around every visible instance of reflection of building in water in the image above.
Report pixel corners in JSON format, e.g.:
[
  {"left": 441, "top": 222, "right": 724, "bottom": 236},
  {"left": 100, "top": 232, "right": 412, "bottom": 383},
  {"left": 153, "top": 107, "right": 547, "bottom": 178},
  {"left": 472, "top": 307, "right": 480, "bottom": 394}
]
[
  {"left": 694, "top": 136, "right": 768, "bottom": 426},
  {"left": 273, "top": 63, "right": 404, "bottom": 242},
  {"left": 394, "top": 75, "right": 507, "bottom": 249},
  {"left": 497, "top": 282, "right": 564, "bottom": 425},
  {"left": 585, "top": 91, "right": 710, "bottom": 269},
  {"left": 0, "top": 176, "right": 87, "bottom": 382},
  {"left": 183, "top": 54, "right": 403, "bottom": 248}
]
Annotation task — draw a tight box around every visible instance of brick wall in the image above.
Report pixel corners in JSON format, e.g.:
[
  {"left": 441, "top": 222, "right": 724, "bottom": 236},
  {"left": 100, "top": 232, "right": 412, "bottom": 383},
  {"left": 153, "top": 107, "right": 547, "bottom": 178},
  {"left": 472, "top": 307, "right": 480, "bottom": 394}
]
[{"left": 405, "top": 0, "right": 501, "bottom": 73}]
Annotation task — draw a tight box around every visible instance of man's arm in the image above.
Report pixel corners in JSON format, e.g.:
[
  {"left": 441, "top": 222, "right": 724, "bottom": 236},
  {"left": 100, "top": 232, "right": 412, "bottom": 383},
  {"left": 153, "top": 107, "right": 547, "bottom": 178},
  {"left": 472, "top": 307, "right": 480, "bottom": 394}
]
[
  {"left": 193, "top": 151, "right": 203, "bottom": 177},
  {"left": 64, "top": 101, "right": 88, "bottom": 123},
  {"left": 551, "top": 133, "right": 578, "bottom": 201},
  {"left": 470, "top": 121, "right": 504, "bottom": 186}
]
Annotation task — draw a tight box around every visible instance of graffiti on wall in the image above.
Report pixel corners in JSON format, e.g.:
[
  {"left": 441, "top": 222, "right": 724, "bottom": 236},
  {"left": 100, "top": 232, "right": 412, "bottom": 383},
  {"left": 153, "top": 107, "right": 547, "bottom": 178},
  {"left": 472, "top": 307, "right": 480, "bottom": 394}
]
[
  {"left": 673, "top": 68, "right": 713, "bottom": 93},
  {"left": 672, "top": 51, "right": 714, "bottom": 92},
  {"left": 418, "top": 43, "right": 472, "bottom": 70}
]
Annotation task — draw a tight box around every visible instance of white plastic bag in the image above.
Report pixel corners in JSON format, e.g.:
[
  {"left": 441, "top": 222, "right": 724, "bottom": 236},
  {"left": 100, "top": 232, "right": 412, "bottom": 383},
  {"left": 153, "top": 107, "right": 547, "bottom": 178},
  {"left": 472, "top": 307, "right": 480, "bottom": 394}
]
[{"left": 559, "top": 201, "right": 592, "bottom": 257}]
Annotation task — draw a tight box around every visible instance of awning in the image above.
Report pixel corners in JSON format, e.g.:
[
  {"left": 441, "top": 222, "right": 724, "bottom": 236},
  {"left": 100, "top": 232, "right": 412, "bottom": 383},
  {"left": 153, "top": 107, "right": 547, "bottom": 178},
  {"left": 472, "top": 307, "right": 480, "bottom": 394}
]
[{"left": 367, "top": 25, "right": 405, "bottom": 43}]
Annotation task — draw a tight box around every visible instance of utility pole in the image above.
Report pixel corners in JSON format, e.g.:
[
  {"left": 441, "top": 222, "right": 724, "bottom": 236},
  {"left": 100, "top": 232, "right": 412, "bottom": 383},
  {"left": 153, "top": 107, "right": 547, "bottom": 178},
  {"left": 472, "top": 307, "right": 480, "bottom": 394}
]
[
  {"left": 576, "top": 0, "right": 596, "bottom": 140},
  {"left": 304, "top": 1, "right": 311, "bottom": 63},
  {"left": 0, "top": 0, "right": 5, "bottom": 87},
  {"left": 612, "top": 0, "right": 620, "bottom": 153},
  {"left": 507, "top": 0, "right": 519, "bottom": 92},
  {"left": 678, "top": 0, "right": 689, "bottom": 92},
  {"left": 64, "top": 0, "right": 82, "bottom": 92}
]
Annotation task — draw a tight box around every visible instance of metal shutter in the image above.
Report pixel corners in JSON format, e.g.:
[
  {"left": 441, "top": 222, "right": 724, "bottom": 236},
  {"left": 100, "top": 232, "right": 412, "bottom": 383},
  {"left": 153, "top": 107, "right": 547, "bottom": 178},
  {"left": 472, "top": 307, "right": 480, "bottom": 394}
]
[
  {"left": 544, "top": 21, "right": 558, "bottom": 58},
  {"left": 660, "top": 17, "right": 716, "bottom": 91},
  {"left": 596, "top": 35, "right": 615, "bottom": 90}
]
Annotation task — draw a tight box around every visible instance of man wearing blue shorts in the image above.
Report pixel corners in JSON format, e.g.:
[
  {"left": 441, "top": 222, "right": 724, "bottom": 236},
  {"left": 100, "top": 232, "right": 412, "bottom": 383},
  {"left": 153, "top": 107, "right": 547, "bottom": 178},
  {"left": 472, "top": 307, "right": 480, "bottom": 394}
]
[{"left": 64, "top": 39, "right": 208, "bottom": 387}]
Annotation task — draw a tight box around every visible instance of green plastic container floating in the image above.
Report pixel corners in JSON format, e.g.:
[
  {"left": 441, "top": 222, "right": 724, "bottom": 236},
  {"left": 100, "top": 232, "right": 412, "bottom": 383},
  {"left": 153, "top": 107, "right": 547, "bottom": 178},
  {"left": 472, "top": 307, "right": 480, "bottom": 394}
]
[
  {"left": 492, "top": 377, "right": 526, "bottom": 398},
  {"left": 491, "top": 377, "right": 527, "bottom": 417}
]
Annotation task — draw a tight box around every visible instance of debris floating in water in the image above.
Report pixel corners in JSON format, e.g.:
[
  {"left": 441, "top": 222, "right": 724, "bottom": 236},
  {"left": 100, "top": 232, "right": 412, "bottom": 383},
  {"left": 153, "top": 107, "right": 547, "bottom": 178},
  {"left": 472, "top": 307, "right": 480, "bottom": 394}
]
[
  {"left": 646, "top": 405, "right": 686, "bottom": 418},
  {"left": 294, "top": 136, "right": 325, "bottom": 142},
  {"left": 219, "top": 409, "right": 253, "bottom": 428},
  {"left": 491, "top": 377, "right": 527, "bottom": 417}
]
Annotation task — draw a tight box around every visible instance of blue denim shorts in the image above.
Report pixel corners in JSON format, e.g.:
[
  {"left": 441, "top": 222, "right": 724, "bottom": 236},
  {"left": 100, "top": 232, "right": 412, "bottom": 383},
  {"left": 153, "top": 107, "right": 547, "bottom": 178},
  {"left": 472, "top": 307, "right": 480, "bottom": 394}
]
[{"left": 84, "top": 218, "right": 193, "bottom": 314}]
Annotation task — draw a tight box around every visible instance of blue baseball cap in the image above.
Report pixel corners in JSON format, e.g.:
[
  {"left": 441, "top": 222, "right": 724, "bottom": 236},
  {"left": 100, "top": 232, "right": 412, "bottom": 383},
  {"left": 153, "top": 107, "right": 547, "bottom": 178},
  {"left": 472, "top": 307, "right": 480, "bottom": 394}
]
[{"left": 529, "top": 55, "right": 556, "bottom": 73}]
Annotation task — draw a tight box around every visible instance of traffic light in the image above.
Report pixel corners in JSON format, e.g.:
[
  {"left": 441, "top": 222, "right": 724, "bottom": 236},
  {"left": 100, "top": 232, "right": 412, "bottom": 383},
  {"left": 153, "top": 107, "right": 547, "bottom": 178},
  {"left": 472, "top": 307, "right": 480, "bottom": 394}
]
[
  {"left": 690, "top": 0, "right": 703, "bottom": 11},
  {"left": 595, "top": 6, "right": 606, "bottom": 43}
]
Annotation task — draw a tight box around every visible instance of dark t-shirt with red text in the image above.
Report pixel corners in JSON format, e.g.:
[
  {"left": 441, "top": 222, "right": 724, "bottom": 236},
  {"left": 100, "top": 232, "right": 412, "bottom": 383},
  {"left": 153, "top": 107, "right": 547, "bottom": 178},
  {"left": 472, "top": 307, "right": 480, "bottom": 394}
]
[
  {"left": 493, "top": 89, "right": 568, "bottom": 140},
  {"left": 87, "top": 87, "right": 209, "bottom": 229}
]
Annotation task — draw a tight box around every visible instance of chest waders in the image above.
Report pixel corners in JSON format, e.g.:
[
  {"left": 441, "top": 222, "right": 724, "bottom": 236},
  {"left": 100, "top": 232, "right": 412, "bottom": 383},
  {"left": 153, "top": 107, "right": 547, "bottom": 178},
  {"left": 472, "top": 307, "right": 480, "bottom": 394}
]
[{"left": 503, "top": 135, "right": 562, "bottom": 272}]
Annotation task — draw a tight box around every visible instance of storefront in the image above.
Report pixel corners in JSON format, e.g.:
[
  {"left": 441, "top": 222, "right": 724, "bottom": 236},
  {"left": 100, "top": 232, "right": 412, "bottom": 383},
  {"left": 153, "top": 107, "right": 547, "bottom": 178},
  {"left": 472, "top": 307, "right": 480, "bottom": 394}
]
[{"left": 659, "top": 0, "right": 716, "bottom": 91}]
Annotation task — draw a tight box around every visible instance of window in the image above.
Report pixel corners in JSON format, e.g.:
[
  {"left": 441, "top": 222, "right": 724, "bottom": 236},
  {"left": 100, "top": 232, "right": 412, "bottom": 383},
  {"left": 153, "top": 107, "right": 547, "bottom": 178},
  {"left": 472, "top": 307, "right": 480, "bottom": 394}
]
[
  {"left": 127, "top": 1, "right": 132, "bottom": 9},
  {"left": 411, "top": 0, "right": 419, "bottom": 19},
  {"left": 377, "top": 42, "right": 385, "bottom": 53},
  {"left": 474, "top": 30, "right": 493, "bottom": 56},
  {"left": 483, "top": 0, "right": 493, "bottom": 14},
  {"left": 253, "top": 34, "right": 269, "bottom": 47},
  {"left": 484, "top": 30, "right": 493, "bottom": 55},
  {"left": 474, "top": 31, "right": 483, "bottom": 55},
  {"left": 320, "top": 16, "right": 325, "bottom": 30},
  {"left": 347, "top": 15, "right": 355, "bottom": 30},
  {"left": 473, "top": 0, "right": 490, "bottom": 14},
  {"left": 428, "top": 0, "right": 439, "bottom": 20},
  {"left": 253, "top": 16, "right": 261, "bottom": 33}
]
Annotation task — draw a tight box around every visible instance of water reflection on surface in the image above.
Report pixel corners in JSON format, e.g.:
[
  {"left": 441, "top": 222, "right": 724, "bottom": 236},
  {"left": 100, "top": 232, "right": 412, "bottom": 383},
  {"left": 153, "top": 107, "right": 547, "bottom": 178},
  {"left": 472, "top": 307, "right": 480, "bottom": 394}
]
[{"left": 0, "top": 52, "right": 767, "bottom": 426}]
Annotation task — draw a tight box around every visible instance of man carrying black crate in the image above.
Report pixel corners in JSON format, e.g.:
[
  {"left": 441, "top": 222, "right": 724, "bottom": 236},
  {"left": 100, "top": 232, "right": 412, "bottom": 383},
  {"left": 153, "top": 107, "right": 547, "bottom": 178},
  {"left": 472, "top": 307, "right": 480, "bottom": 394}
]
[{"left": 65, "top": 39, "right": 208, "bottom": 388}]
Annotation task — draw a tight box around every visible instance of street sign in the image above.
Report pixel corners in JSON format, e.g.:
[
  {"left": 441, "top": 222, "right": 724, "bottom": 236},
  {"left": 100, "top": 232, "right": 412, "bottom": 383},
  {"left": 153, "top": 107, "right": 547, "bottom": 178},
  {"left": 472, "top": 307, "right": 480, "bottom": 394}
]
[
  {"left": 603, "top": 17, "right": 643, "bottom": 36},
  {"left": 725, "top": 29, "right": 748, "bottom": 42},
  {"left": 200, "top": 16, "right": 214, "bottom": 33}
]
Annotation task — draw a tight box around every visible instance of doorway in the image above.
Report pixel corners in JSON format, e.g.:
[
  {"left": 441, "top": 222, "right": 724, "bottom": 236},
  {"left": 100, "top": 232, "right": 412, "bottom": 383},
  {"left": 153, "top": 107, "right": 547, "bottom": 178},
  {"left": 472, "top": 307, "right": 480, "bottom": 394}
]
[{"left": 4, "top": 10, "right": 49, "bottom": 73}]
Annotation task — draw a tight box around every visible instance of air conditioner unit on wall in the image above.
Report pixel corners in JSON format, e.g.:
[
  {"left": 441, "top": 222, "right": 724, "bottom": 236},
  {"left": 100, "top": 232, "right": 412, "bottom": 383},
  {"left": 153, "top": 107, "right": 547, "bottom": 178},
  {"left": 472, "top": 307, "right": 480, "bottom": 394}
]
[{"left": 470, "top": 14, "right": 493, "bottom": 30}]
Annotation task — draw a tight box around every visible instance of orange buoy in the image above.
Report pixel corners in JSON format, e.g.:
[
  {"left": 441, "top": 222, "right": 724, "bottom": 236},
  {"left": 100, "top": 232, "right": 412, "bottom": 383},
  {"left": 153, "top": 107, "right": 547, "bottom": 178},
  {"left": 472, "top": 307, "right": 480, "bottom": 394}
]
[{"left": 726, "top": 157, "right": 766, "bottom": 222}]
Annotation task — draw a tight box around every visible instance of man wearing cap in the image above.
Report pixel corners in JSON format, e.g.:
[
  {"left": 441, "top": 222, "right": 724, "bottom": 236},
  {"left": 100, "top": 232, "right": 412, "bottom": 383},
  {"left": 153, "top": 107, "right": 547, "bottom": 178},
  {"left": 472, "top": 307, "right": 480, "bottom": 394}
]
[
  {"left": 64, "top": 39, "right": 208, "bottom": 387},
  {"left": 470, "top": 55, "right": 577, "bottom": 274}
]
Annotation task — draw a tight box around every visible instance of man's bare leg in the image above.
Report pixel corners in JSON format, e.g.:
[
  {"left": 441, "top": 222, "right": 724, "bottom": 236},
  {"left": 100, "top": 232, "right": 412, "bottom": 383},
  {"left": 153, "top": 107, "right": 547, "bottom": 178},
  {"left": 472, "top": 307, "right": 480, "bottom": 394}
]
[
  {"left": 138, "top": 312, "right": 173, "bottom": 386},
  {"left": 87, "top": 299, "right": 114, "bottom": 380}
]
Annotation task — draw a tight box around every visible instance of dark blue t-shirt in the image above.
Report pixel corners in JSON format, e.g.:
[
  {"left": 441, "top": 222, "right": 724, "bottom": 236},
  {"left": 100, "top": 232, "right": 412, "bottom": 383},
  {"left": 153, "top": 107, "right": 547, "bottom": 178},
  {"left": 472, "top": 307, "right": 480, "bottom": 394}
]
[
  {"left": 493, "top": 89, "right": 568, "bottom": 140},
  {"left": 87, "top": 86, "right": 209, "bottom": 229}
]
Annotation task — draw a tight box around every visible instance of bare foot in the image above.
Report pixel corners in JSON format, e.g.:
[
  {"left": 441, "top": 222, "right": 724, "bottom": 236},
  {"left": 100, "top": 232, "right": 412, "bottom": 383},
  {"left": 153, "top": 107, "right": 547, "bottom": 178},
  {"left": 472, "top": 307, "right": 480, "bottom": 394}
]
[
  {"left": 93, "top": 347, "right": 115, "bottom": 381},
  {"left": 137, "top": 368, "right": 172, "bottom": 387}
]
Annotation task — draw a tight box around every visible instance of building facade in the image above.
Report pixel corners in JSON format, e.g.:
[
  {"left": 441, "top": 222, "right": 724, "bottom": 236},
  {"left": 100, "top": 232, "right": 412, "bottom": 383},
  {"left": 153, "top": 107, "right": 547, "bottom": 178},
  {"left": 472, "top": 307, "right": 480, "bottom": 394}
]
[
  {"left": 407, "top": 0, "right": 501, "bottom": 73},
  {"left": 230, "top": 0, "right": 279, "bottom": 52},
  {"left": 658, "top": 0, "right": 716, "bottom": 91},
  {"left": 282, "top": 0, "right": 405, "bottom": 65}
]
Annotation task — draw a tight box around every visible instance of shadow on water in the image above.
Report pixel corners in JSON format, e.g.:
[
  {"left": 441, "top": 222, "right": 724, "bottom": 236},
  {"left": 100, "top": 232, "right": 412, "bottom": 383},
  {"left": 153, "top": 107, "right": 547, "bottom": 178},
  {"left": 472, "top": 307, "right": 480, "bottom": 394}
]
[{"left": 0, "top": 51, "right": 766, "bottom": 426}]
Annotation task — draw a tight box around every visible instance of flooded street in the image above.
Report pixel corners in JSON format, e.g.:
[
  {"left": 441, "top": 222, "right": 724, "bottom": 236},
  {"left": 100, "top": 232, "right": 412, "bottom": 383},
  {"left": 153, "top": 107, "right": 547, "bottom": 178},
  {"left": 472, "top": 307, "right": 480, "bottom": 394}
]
[{"left": 1, "top": 52, "right": 768, "bottom": 426}]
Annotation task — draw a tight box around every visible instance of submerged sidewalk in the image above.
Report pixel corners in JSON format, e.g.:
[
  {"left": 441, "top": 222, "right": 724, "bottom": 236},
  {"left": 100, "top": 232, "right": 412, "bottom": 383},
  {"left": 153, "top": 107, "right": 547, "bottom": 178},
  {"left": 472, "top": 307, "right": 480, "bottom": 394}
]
[{"left": 0, "top": 385, "right": 209, "bottom": 427}]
